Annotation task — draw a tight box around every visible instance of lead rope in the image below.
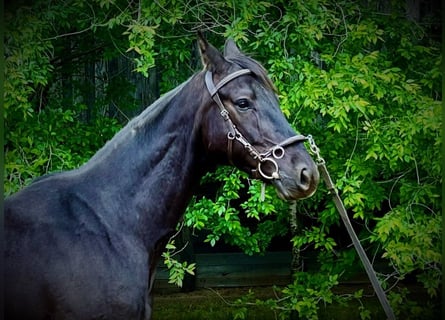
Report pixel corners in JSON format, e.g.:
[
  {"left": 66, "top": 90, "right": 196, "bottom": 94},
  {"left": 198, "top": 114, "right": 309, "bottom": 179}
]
[{"left": 306, "top": 135, "right": 396, "bottom": 320}]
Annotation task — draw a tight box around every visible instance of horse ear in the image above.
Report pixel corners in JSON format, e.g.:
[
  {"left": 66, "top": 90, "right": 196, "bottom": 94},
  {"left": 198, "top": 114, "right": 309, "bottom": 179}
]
[
  {"left": 224, "top": 38, "right": 242, "bottom": 58},
  {"left": 197, "top": 31, "right": 226, "bottom": 72}
]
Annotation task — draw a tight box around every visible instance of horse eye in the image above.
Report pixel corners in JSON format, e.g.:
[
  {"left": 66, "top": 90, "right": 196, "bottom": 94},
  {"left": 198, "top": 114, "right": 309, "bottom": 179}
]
[{"left": 235, "top": 98, "right": 250, "bottom": 110}]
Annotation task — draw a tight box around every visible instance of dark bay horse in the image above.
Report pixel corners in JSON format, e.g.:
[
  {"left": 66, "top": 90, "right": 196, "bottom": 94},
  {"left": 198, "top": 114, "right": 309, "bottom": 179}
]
[{"left": 5, "top": 34, "right": 319, "bottom": 319}]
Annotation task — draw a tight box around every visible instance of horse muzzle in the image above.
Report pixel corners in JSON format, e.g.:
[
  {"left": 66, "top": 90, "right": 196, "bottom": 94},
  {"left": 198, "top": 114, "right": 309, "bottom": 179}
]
[
  {"left": 274, "top": 163, "right": 319, "bottom": 200},
  {"left": 253, "top": 159, "right": 319, "bottom": 201}
]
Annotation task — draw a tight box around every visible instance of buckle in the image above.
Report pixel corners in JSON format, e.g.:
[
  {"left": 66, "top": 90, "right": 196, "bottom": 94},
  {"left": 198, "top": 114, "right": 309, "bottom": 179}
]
[{"left": 220, "top": 109, "right": 230, "bottom": 120}]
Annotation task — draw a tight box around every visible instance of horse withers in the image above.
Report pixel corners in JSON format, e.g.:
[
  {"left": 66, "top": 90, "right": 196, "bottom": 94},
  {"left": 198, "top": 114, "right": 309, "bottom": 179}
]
[{"left": 5, "top": 33, "right": 319, "bottom": 319}]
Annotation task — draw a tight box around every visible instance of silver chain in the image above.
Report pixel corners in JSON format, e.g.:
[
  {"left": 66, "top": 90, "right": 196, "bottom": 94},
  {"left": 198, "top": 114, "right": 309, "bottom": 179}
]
[{"left": 306, "top": 134, "right": 325, "bottom": 165}]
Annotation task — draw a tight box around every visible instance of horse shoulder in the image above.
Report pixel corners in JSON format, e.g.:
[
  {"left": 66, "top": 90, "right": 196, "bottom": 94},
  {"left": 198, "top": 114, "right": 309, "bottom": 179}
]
[{"left": 6, "top": 174, "right": 152, "bottom": 319}]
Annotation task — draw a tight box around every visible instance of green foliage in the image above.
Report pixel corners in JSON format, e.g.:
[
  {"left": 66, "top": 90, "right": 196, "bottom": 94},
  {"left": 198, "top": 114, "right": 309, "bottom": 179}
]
[
  {"left": 232, "top": 273, "right": 372, "bottom": 320},
  {"left": 388, "top": 286, "right": 439, "bottom": 320},
  {"left": 162, "top": 239, "right": 196, "bottom": 288},
  {"left": 4, "top": 4, "right": 54, "bottom": 120},
  {"left": 372, "top": 204, "right": 441, "bottom": 297},
  {"left": 185, "top": 167, "right": 289, "bottom": 255},
  {"left": 5, "top": 0, "right": 441, "bottom": 318},
  {"left": 125, "top": 22, "right": 158, "bottom": 76},
  {"left": 4, "top": 104, "right": 121, "bottom": 195}
]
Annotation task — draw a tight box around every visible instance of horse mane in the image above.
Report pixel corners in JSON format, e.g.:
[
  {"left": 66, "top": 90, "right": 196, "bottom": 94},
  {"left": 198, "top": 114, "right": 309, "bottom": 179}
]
[
  {"left": 126, "top": 79, "right": 190, "bottom": 130},
  {"left": 84, "top": 78, "right": 192, "bottom": 167},
  {"left": 226, "top": 54, "right": 276, "bottom": 93}
]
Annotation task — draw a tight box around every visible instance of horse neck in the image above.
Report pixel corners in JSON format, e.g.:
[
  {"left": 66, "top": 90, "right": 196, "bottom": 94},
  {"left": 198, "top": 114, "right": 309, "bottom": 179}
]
[{"left": 81, "top": 77, "right": 208, "bottom": 248}]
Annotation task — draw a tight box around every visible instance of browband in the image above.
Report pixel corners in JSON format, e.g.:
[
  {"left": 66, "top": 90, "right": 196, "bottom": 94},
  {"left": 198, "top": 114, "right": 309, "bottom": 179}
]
[{"left": 205, "top": 69, "right": 251, "bottom": 97}]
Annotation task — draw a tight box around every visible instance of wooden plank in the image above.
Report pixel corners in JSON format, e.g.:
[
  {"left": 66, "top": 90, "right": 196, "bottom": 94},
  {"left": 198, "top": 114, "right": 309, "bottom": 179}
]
[{"left": 154, "top": 251, "right": 292, "bottom": 291}]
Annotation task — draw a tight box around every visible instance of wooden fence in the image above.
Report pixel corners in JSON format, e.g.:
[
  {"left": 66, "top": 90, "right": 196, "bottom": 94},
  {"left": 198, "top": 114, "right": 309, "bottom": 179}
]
[{"left": 154, "top": 251, "right": 293, "bottom": 292}]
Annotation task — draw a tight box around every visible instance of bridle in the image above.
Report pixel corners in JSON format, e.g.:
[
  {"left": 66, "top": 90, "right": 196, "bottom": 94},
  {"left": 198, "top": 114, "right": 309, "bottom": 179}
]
[{"left": 204, "top": 69, "right": 307, "bottom": 180}]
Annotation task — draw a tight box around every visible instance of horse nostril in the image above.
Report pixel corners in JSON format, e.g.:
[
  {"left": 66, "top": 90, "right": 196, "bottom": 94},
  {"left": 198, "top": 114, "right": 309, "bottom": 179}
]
[{"left": 298, "top": 167, "right": 312, "bottom": 191}]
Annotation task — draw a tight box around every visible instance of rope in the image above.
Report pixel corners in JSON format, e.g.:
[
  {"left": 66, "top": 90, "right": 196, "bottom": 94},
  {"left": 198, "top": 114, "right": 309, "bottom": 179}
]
[{"left": 307, "top": 135, "right": 396, "bottom": 320}]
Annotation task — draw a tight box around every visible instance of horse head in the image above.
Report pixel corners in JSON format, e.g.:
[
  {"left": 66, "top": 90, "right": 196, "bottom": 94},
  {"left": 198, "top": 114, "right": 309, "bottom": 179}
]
[{"left": 197, "top": 33, "right": 319, "bottom": 200}]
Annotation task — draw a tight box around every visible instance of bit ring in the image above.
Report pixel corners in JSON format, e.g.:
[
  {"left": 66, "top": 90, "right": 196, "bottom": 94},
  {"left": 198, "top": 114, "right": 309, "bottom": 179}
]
[{"left": 257, "top": 158, "right": 280, "bottom": 180}]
